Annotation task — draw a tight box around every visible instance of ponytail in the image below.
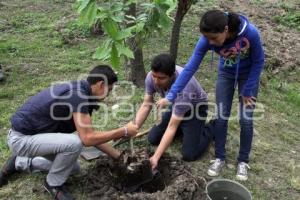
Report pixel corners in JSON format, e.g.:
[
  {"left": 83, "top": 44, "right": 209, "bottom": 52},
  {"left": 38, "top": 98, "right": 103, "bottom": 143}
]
[
  {"left": 200, "top": 10, "right": 241, "bottom": 36},
  {"left": 227, "top": 12, "right": 241, "bottom": 36}
]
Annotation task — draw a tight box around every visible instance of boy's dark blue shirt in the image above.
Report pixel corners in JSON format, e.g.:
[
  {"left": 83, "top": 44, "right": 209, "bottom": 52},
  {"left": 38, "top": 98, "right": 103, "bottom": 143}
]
[{"left": 11, "top": 80, "right": 99, "bottom": 135}]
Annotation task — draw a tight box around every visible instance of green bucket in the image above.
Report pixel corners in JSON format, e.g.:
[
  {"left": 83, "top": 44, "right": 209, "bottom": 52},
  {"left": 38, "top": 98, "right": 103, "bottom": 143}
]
[{"left": 206, "top": 179, "right": 252, "bottom": 200}]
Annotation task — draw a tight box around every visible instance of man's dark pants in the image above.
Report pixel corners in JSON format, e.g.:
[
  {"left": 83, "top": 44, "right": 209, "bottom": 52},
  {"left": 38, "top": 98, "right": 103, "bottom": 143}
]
[{"left": 148, "top": 104, "right": 210, "bottom": 161}]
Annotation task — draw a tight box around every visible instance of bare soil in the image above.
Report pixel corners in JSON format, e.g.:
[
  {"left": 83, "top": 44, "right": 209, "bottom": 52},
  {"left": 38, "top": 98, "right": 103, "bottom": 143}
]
[
  {"left": 77, "top": 150, "right": 206, "bottom": 200},
  {"left": 219, "top": 0, "right": 300, "bottom": 74}
]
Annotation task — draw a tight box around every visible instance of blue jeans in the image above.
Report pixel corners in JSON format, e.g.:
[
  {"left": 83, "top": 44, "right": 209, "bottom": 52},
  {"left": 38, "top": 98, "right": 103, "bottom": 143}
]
[
  {"left": 148, "top": 104, "right": 211, "bottom": 161},
  {"left": 214, "top": 71, "right": 259, "bottom": 163}
]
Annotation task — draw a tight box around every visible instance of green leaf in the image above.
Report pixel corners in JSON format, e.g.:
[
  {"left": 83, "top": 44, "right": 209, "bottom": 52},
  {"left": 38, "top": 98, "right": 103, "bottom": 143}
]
[
  {"left": 93, "top": 39, "right": 112, "bottom": 60},
  {"left": 110, "top": 2, "right": 124, "bottom": 13},
  {"left": 133, "top": 22, "right": 145, "bottom": 33},
  {"left": 115, "top": 42, "right": 134, "bottom": 58},
  {"left": 111, "top": 15, "right": 124, "bottom": 23},
  {"left": 111, "top": 43, "right": 120, "bottom": 68},
  {"left": 77, "top": 0, "right": 91, "bottom": 13},
  {"left": 102, "top": 19, "right": 119, "bottom": 40},
  {"left": 97, "top": 8, "right": 108, "bottom": 20},
  {"left": 124, "top": 0, "right": 137, "bottom": 6},
  {"left": 78, "top": 0, "right": 97, "bottom": 27},
  {"left": 115, "top": 27, "right": 133, "bottom": 40},
  {"left": 141, "top": 3, "right": 155, "bottom": 10},
  {"left": 125, "top": 15, "right": 136, "bottom": 21},
  {"left": 158, "top": 12, "right": 172, "bottom": 28},
  {"left": 136, "top": 13, "right": 147, "bottom": 23},
  {"left": 165, "top": 0, "right": 177, "bottom": 15}
]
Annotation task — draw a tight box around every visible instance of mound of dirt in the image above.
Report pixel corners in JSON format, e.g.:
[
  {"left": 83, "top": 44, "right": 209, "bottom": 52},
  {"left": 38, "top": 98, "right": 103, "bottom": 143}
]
[
  {"left": 108, "top": 150, "right": 164, "bottom": 193},
  {"left": 219, "top": 0, "right": 300, "bottom": 73},
  {"left": 78, "top": 150, "right": 206, "bottom": 200}
]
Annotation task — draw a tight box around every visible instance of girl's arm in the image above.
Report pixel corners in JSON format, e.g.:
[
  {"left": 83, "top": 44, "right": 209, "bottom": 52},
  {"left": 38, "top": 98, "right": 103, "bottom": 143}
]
[
  {"left": 166, "top": 36, "right": 210, "bottom": 102},
  {"left": 242, "top": 26, "right": 265, "bottom": 97}
]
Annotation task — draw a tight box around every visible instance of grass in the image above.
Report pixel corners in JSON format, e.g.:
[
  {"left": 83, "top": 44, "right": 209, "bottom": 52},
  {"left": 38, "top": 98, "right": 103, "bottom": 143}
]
[
  {"left": 250, "top": 0, "right": 300, "bottom": 31},
  {"left": 0, "top": 0, "right": 300, "bottom": 199},
  {"left": 274, "top": 9, "right": 300, "bottom": 31}
]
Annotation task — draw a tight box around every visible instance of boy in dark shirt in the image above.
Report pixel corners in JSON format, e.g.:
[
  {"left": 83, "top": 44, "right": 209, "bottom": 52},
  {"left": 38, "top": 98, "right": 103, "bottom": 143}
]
[{"left": 0, "top": 65, "right": 138, "bottom": 200}]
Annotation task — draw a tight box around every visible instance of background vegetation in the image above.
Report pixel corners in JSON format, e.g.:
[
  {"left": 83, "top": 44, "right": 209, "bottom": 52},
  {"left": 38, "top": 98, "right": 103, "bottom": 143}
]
[{"left": 0, "top": 0, "right": 299, "bottom": 199}]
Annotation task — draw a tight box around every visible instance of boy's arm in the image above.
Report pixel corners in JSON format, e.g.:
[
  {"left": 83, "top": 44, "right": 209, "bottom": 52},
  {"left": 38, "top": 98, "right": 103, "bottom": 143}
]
[
  {"left": 150, "top": 114, "right": 182, "bottom": 170},
  {"left": 73, "top": 113, "right": 137, "bottom": 146},
  {"left": 135, "top": 94, "right": 154, "bottom": 129},
  {"left": 95, "top": 143, "right": 121, "bottom": 159}
]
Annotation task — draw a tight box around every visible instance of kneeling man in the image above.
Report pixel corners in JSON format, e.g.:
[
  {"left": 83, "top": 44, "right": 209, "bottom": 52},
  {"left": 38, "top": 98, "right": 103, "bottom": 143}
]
[{"left": 134, "top": 54, "right": 213, "bottom": 170}]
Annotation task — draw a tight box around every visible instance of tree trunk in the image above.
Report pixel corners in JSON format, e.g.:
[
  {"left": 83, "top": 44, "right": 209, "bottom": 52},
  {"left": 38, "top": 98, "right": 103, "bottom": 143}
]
[
  {"left": 127, "top": 38, "right": 146, "bottom": 87},
  {"left": 125, "top": 2, "right": 146, "bottom": 87},
  {"left": 170, "top": 10, "right": 184, "bottom": 62},
  {"left": 169, "top": 0, "right": 193, "bottom": 62}
]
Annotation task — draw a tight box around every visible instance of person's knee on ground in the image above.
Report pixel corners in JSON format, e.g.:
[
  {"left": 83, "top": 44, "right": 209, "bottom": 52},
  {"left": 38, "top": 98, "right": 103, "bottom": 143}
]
[
  {"left": 181, "top": 140, "right": 210, "bottom": 161},
  {"left": 182, "top": 151, "right": 199, "bottom": 161},
  {"left": 147, "top": 128, "right": 162, "bottom": 146},
  {"left": 147, "top": 133, "right": 161, "bottom": 146},
  {"left": 204, "top": 118, "right": 217, "bottom": 141},
  {"left": 181, "top": 146, "right": 205, "bottom": 161}
]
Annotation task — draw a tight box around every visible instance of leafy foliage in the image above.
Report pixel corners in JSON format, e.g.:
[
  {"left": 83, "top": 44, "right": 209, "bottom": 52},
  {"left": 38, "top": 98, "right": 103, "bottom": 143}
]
[{"left": 76, "top": 0, "right": 177, "bottom": 69}]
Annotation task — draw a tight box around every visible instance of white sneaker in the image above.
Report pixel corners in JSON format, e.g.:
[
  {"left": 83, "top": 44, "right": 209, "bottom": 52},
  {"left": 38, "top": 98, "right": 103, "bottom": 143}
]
[
  {"left": 207, "top": 158, "right": 225, "bottom": 176},
  {"left": 236, "top": 162, "right": 250, "bottom": 181}
]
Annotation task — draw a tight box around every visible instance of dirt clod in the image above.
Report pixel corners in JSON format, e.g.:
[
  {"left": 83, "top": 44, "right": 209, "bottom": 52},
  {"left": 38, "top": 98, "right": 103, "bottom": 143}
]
[{"left": 78, "top": 150, "right": 206, "bottom": 200}]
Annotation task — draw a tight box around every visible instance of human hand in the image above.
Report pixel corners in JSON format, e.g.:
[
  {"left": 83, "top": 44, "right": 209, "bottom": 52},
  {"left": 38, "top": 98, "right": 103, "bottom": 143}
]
[
  {"left": 149, "top": 155, "right": 159, "bottom": 171},
  {"left": 242, "top": 96, "right": 256, "bottom": 108},
  {"left": 156, "top": 98, "right": 171, "bottom": 109},
  {"left": 125, "top": 121, "right": 138, "bottom": 137}
]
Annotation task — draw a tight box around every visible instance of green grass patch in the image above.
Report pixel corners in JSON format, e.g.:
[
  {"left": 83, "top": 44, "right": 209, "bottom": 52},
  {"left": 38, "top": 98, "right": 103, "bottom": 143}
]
[{"left": 274, "top": 11, "right": 300, "bottom": 31}]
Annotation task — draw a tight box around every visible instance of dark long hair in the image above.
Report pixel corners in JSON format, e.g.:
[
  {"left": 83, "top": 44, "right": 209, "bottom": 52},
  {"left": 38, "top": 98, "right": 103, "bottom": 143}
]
[{"left": 200, "top": 10, "right": 241, "bottom": 36}]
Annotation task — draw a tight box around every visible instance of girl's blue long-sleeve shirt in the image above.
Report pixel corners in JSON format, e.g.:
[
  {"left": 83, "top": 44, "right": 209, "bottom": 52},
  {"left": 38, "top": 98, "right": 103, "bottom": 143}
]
[{"left": 166, "top": 15, "right": 265, "bottom": 102}]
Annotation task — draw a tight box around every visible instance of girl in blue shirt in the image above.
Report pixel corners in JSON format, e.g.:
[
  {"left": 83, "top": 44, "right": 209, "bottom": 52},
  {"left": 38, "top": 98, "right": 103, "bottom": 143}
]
[{"left": 158, "top": 10, "right": 264, "bottom": 181}]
